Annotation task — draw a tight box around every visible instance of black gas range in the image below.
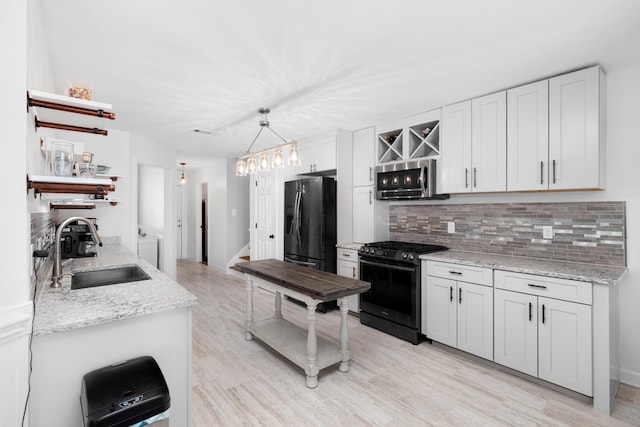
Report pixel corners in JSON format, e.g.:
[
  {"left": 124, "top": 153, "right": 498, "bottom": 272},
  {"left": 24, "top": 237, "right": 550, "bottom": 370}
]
[{"left": 358, "top": 240, "right": 448, "bottom": 344}]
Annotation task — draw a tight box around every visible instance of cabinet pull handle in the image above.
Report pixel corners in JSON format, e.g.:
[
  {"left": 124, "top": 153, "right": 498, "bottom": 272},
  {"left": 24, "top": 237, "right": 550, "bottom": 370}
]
[
  {"left": 448, "top": 270, "right": 462, "bottom": 276},
  {"left": 368, "top": 190, "right": 372, "bottom": 205},
  {"left": 473, "top": 167, "right": 477, "bottom": 187},
  {"left": 458, "top": 287, "right": 462, "bottom": 304},
  {"left": 527, "top": 283, "right": 547, "bottom": 289},
  {"left": 542, "top": 304, "right": 546, "bottom": 324},
  {"left": 529, "top": 302, "right": 532, "bottom": 321},
  {"left": 540, "top": 161, "right": 544, "bottom": 185},
  {"left": 450, "top": 285, "right": 453, "bottom": 302},
  {"left": 465, "top": 168, "right": 469, "bottom": 188},
  {"left": 369, "top": 166, "right": 373, "bottom": 182},
  {"left": 352, "top": 266, "right": 356, "bottom": 279},
  {"left": 552, "top": 160, "right": 556, "bottom": 184},
  {"left": 342, "top": 253, "right": 351, "bottom": 257}
]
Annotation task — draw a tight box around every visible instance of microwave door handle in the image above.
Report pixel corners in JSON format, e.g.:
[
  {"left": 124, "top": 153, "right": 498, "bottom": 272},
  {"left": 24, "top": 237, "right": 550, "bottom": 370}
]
[{"left": 420, "top": 166, "right": 427, "bottom": 196}]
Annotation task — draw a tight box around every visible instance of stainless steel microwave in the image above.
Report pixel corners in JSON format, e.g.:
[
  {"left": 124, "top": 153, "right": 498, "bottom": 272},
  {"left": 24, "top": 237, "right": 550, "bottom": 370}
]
[{"left": 375, "top": 158, "right": 449, "bottom": 200}]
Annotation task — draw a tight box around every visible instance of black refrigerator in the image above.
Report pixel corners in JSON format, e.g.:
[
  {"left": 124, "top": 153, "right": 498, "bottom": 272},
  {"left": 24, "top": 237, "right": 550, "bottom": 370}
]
[{"left": 284, "top": 177, "right": 337, "bottom": 275}]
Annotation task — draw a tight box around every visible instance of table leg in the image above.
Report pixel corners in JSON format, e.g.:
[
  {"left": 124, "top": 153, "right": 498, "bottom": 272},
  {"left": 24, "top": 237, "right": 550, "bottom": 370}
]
[
  {"left": 338, "top": 297, "right": 351, "bottom": 373},
  {"left": 245, "top": 277, "right": 254, "bottom": 341},
  {"left": 305, "top": 301, "right": 319, "bottom": 388},
  {"left": 274, "top": 291, "right": 282, "bottom": 319}
]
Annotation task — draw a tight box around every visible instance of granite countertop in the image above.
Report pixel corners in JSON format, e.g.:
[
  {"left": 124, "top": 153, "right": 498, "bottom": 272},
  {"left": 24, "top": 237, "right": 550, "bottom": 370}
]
[
  {"left": 336, "top": 242, "right": 364, "bottom": 251},
  {"left": 420, "top": 250, "right": 627, "bottom": 286},
  {"left": 33, "top": 244, "right": 197, "bottom": 336}
]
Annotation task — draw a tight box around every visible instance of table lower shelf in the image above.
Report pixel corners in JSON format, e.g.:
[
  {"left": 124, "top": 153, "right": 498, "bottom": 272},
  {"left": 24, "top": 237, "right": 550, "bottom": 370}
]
[{"left": 251, "top": 317, "right": 343, "bottom": 371}]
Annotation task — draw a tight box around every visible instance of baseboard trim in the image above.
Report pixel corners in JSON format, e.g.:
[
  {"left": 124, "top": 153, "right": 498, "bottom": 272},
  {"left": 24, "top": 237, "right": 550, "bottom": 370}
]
[{"left": 620, "top": 368, "right": 640, "bottom": 388}]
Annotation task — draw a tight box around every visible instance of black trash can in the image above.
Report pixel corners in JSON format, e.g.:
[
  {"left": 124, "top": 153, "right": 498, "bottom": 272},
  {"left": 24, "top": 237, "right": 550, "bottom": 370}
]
[{"left": 80, "top": 355, "right": 170, "bottom": 427}]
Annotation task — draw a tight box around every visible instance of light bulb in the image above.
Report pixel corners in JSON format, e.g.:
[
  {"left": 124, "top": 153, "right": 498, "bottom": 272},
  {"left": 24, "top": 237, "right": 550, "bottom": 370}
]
[
  {"left": 258, "top": 153, "right": 270, "bottom": 171},
  {"left": 288, "top": 144, "right": 300, "bottom": 166},
  {"left": 272, "top": 149, "right": 283, "bottom": 169},
  {"left": 247, "top": 157, "right": 257, "bottom": 174},
  {"left": 236, "top": 159, "right": 247, "bottom": 176}
]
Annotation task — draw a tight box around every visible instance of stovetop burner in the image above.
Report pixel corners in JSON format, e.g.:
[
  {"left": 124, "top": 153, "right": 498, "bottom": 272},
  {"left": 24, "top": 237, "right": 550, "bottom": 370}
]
[{"left": 359, "top": 240, "right": 448, "bottom": 265}]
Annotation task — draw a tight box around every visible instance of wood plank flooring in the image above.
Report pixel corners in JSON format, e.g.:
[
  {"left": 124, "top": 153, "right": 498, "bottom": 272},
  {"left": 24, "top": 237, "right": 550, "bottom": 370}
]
[{"left": 177, "top": 259, "right": 640, "bottom": 426}]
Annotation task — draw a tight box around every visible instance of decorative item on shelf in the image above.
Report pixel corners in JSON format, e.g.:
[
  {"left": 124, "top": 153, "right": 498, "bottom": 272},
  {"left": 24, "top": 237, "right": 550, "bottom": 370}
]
[
  {"left": 179, "top": 162, "right": 186, "bottom": 184},
  {"left": 235, "top": 107, "right": 300, "bottom": 177},
  {"left": 67, "top": 81, "right": 92, "bottom": 100},
  {"left": 386, "top": 135, "right": 397, "bottom": 143},
  {"left": 421, "top": 128, "right": 431, "bottom": 138}
]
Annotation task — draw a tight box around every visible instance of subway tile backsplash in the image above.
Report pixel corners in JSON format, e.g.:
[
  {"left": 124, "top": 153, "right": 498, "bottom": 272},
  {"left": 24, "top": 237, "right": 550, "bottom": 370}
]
[{"left": 389, "top": 202, "right": 626, "bottom": 267}]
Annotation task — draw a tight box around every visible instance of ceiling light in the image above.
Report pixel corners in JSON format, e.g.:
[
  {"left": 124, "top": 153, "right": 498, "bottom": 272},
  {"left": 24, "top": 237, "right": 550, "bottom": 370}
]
[
  {"left": 179, "top": 162, "right": 186, "bottom": 184},
  {"left": 236, "top": 107, "right": 299, "bottom": 176}
]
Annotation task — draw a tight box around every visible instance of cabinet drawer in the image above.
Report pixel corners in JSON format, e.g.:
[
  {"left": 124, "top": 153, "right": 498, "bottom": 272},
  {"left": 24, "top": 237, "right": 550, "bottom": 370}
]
[
  {"left": 426, "top": 261, "right": 493, "bottom": 286},
  {"left": 337, "top": 248, "right": 358, "bottom": 262},
  {"left": 494, "top": 270, "right": 592, "bottom": 305}
]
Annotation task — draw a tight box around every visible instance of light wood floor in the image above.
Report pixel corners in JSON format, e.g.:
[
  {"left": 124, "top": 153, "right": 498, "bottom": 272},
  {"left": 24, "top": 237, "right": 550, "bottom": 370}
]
[{"left": 177, "top": 259, "right": 640, "bottom": 426}]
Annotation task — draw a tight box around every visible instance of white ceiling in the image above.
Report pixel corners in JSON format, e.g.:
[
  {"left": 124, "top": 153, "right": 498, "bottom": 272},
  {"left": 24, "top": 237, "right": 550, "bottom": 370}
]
[{"left": 38, "top": 0, "right": 640, "bottom": 169}]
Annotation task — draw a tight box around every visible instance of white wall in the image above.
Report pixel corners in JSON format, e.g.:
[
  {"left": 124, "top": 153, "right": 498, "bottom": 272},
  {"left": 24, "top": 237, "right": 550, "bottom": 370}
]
[
  {"left": 0, "top": 0, "right": 30, "bottom": 425},
  {"left": 138, "top": 164, "right": 165, "bottom": 230}
]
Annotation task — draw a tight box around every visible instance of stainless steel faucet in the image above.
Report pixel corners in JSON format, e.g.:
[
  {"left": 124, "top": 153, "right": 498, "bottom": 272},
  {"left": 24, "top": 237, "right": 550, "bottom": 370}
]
[{"left": 51, "top": 216, "right": 102, "bottom": 288}]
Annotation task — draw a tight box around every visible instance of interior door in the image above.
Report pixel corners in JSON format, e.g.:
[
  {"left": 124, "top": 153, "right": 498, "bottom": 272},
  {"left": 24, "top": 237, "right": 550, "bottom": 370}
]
[{"left": 253, "top": 172, "right": 276, "bottom": 260}]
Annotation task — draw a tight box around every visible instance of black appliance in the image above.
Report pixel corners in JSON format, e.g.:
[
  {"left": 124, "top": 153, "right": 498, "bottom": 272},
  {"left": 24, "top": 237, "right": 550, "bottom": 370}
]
[
  {"left": 284, "top": 177, "right": 337, "bottom": 311},
  {"left": 60, "top": 219, "right": 98, "bottom": 259},
  {"left": 358, "top": 241, "right": 448, "bottom": 344},
  {"left": 375, "top": 158, "right": 449, "bottom": 200},
  {"left": 80, "top": 355, "right": 170, "bottom": 427}
]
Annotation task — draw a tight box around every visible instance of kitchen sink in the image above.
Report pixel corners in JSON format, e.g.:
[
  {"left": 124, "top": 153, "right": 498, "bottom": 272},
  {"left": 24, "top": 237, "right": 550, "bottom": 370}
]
[{"left": 71, "top": 265, "right": 151, "bottom": 290}]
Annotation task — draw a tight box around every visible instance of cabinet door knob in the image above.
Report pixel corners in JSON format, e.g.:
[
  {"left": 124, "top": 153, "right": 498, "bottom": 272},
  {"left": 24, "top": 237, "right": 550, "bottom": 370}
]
[{"left": 269, "top": 234, "right": 275, "bottom": 239}]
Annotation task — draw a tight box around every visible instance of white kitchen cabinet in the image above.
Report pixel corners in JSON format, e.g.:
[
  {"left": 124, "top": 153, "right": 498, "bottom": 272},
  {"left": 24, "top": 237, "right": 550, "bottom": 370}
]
[
  {"left": 494, "top": 270, "right": 592, "bottom": 396},
  {"left": 471, "top": 91, "right": 507, "bottom": 192},
  {"left": 376, "top": 109, "right": 441, "bottom": 165},
  {"left": 507, "top": 80, "right": 549, "bottom": 191},
  {"left": 549, "top": 65, "right": 605, "bottom": 190},
  {"left": 336, "top": 247, "right": 360, "bottom": 313},
  {"left": 352, "top": 127, "right": 375, "bottom": 186},
  {"left": 423, "top": 261, "right": 494, "bottom": 360},
  {"left": 352, "top": 186, "right": 375, "bottom": 243},
  {"left": 296, "top": 133, "right": 337, "bottom": 174},
  {"left": 439, "top": 100, "right": 472, "bottom": 193}
]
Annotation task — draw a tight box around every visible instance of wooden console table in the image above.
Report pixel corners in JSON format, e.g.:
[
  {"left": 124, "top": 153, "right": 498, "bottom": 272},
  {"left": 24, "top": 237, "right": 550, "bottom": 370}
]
[{"left": 235, "top": 259, "right": 370, "bottom": 388}]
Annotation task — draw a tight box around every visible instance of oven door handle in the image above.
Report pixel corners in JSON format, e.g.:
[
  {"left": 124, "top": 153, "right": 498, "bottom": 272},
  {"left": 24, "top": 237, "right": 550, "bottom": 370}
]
[{"left": 359, "top": 258, "right": 416, "bottom": 272}]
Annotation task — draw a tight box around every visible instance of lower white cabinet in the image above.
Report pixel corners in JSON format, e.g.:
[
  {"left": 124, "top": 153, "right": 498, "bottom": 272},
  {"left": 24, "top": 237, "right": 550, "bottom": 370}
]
[
  {"left": 494, "top": 270, "right": 593, "bottom": 396},
  {"left": 336, "top": 248, "right": 360, "bottom": 313},
  {"left": 423, "top": 261, "right": 493, "bottom": 360}
]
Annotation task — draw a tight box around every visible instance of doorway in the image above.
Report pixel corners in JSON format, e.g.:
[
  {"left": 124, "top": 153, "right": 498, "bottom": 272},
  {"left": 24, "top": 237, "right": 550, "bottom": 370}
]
[
  {"left": 201, "top": 182, "right": 208, "bottom": 264},
  {"left": 176, "top": 184, "right": 184, "bottom": 259}
]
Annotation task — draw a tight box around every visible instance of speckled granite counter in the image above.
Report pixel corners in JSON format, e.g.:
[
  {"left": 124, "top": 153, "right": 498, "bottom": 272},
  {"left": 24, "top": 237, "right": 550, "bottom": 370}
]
[
  {"left": 33, "top": 243, "right": 197, "bottom": 336},
  {"left": 420, "top": 250, "right": 626, "bottom": 286},
  {"left": 336, "top": 242, "right": 364, "bottom": 251}
]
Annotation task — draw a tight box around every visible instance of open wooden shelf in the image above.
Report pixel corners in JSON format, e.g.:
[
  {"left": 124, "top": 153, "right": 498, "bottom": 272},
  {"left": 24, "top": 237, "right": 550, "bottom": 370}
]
[
  {"left": 27, "top": 175, "right": 116, "bottom": 198},
  {"left": 27, "top": 90, "right": 115, "bottom": 136}
]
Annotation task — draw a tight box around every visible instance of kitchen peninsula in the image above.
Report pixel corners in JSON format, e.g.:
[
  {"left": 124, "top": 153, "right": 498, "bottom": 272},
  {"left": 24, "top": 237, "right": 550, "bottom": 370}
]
[
  {"left": 30, "top": 242, "right": 197, "bottom": 427},
  {"left": 236, "top": 259, "right": 370, "bottom": 388}
]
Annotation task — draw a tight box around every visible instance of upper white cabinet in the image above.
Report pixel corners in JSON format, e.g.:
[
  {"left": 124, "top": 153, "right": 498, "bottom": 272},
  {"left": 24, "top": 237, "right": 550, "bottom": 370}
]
[
  {"left": 352, "top": 127, "right": 376, "bottom": 186},
  {"left": 507, "top": 66, "right": 605, "bottom": 191},
  {"left": 507, "top": 80, "right": 549, "bottom": 191},
  {"left": 296, "top": 133, "right": 337, "bottom": 174},
  {"left": 471, "top": 91, "right": 507, "bottom": 192},
  {"left": 440, "top": 92, "right": 506, "bottom": 193},
  {"left": 439, "top": 101, "right": 471, "bottom": 193},
  {"left": 548, "top": 66, "right": 605, "bottom": 190},
  {"left": 377, "top": 109, "right": 441, "bottom": 165}
]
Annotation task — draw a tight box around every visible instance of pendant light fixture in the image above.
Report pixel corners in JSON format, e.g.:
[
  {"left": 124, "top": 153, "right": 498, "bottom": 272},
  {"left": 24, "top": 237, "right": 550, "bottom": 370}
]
[
  {"left": 179, "top": 162, "right": 186, "bottom": 184},
  {"left": 236, "top": 108, "right": 300, "bottom": 176}
]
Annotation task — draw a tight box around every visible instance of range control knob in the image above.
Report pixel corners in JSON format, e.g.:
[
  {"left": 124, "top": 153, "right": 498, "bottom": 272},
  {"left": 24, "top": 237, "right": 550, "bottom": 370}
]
[
  {"left": 402, "top": 252, "right": 408, "bottom": 259},
  {"left": 408, "top": 254, "right": 415, "bottom": 261}
]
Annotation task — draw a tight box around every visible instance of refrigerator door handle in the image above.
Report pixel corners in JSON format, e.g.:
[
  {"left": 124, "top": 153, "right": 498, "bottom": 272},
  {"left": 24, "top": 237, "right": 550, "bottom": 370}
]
[
  {"left": 285, "top": 257, "right": 317, "bottom": 267},
  {"left": 294, "top": 190, "right": 302, "bottom": 245}
]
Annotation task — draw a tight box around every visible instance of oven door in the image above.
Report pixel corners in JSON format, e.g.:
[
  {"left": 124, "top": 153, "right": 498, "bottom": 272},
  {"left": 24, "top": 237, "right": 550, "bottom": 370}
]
[{"left": 359, "top": 257, "right": 419, "bottom": 328}]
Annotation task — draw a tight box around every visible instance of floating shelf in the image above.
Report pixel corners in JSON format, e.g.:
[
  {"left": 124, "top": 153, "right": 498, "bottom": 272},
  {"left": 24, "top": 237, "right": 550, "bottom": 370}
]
[
  {"left": 27, "top": 90, "right": 115, "bottom": 136},
  {"left": 27, "top": 175, "right": 116, "bottom": 198}
]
